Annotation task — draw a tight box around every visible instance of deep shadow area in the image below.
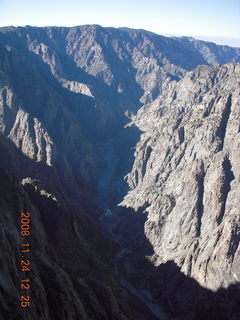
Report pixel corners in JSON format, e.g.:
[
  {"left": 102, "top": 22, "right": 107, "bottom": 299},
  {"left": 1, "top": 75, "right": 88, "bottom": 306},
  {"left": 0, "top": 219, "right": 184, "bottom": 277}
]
[
  {"left": 119, "top": 252, "right": 240, "bottom": 320},
  {"left": 99, "top": 182, "right": 240, "bottom": 320},
  {"left": 112, "top": 206, "right": 154, "bottom": 255},
  {"left": 149, "top": 260, "right": 240, "bottom": 320},
  {"left": 108, "top": 124, "right": 142, "bottom": 207},
  {"left": 0, "top": 134, "right": 100, "bottom": 221}
]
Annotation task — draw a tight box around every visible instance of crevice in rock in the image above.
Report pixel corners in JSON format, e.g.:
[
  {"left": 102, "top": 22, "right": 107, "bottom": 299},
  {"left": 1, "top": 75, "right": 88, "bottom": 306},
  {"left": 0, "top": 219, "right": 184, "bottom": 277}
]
[
  {"left": 172, "top": 90, "right": 177, "bottom": 101},
  {"left": 1, "top": 88, "right": 16, "bottom": 136},
  {"left": 196, "top": 163, "right": 205, "bottom": 237},
  {"left": 203, "top": 98, "right": 214, "bottom": 118},
  {"left": 175, "top": 144, "right": 187, "bottom": 167},
  {"left": 217, "top": 157, "right": 235, "bottom": 225},
  {"left": 29, "top": 116, "right": 38, "bottom": 158},
  {"left": 142, "top": 145, "right": 152, "bottom": 179},
  {"left": 134, "top": 169, "right": 139, "bottom": 188},
  {"left": 178, "top": 126, "right": 185, "bottom": 144},
  {"left": 227, "top": 224, "right": 240, "bottom": 262},
  {"left": 203, "top": 95, "right": 222, "bottom": 118},
  {"left": 216, "top": 94, "right": 232, "bottom": 151},
  {"left": 173, "top": 116, "right": 183, "bottom": 130}
]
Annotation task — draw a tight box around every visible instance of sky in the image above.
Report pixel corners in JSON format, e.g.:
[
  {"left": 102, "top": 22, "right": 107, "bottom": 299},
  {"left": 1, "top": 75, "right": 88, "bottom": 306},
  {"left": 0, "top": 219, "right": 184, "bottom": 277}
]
[{"left": 0, "top": 0, "right": 240, "bottom": 47}]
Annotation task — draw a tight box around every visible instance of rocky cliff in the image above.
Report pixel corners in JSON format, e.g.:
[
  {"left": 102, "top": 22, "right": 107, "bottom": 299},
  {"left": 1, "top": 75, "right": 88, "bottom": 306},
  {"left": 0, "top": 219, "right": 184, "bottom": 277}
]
[{"left": 122, "top": 62, "right": 240, "bottom": 292}]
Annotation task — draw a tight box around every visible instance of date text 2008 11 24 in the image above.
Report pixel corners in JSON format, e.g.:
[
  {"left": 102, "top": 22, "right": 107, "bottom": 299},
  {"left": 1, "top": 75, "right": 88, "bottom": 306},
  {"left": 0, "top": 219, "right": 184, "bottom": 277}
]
[{"left": 20, "top": 212, "right": 31, "bottom": 308}]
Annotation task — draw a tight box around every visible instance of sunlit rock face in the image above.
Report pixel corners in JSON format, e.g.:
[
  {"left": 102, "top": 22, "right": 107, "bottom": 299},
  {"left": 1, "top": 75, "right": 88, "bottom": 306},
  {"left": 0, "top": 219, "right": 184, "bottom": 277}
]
[{"left": 122, "top": 63, "right": 240, "bottom": 290}]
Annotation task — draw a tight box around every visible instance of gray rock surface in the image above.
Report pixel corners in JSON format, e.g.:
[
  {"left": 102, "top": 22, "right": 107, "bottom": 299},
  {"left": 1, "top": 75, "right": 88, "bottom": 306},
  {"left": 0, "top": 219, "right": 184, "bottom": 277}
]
[{"left": 122, "top": 62, "right": 240, "bottom": 291}]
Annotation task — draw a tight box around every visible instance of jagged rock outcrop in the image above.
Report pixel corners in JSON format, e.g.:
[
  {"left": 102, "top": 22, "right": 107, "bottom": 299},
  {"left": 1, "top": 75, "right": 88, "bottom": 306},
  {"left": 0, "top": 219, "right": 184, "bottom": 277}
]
[{"left": 122, "top": 62, "right": 240, "bottom": 291}]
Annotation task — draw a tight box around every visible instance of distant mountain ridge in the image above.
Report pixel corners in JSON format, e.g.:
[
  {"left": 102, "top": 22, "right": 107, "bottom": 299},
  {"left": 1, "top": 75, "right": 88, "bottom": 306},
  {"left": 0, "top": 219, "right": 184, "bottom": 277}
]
[{"left": 1, "top": 25, "right": 240, "bottom": 107}]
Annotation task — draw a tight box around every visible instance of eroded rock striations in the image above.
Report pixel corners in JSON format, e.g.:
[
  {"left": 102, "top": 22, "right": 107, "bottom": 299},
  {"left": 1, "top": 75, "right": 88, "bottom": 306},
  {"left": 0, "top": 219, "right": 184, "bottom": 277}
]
[{"left": 122, "top": 62, "right": 240, "bottom": 291}]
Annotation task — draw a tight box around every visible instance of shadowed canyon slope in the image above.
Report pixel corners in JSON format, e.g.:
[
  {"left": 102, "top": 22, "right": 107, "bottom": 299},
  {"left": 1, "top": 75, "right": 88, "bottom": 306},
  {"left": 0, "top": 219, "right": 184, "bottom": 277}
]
[{"left": 0, "top": 25, "right": 240, "bottom": 320}]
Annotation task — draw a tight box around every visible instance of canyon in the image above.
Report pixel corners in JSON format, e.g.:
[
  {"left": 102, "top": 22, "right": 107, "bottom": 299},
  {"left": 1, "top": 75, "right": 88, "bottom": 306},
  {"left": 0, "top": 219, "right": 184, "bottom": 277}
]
[{"left": 0, "top": 25, "right": 240, "bottom": 319}]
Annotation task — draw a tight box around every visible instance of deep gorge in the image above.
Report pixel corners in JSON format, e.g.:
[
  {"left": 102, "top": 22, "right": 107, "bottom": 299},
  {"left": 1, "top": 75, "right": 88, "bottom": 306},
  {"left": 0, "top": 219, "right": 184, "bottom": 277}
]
[{"left": 0, "top": 25, "right": 240, "bottom": 320}]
